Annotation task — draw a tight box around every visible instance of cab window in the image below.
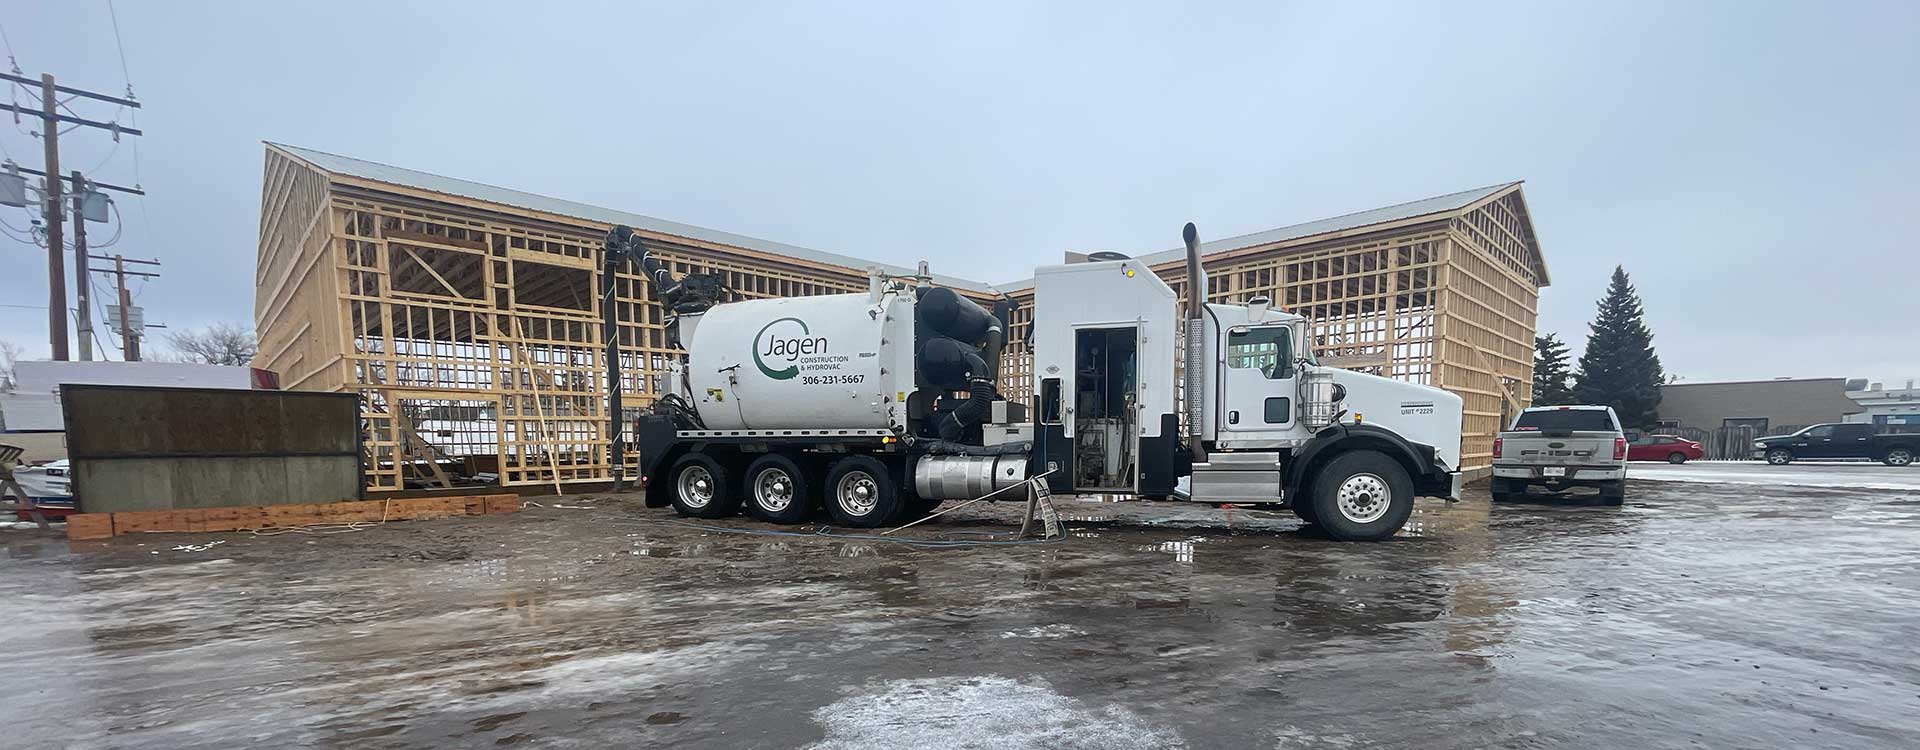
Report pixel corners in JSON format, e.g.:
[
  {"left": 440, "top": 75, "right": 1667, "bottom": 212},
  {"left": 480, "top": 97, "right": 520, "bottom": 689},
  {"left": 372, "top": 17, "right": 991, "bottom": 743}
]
[
  {"left": 1227, "top": 327, "right": 1292, "bottom": 380},
  {"left": 1805, "top": 425, "right": 1835, "bottom": 438}
]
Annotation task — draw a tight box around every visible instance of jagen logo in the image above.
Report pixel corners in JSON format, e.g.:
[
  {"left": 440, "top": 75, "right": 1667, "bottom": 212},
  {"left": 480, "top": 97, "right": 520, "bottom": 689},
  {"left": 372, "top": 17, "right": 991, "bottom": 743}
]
[{"left": 753, "top": 317, "right": 828, "bottom": 380}]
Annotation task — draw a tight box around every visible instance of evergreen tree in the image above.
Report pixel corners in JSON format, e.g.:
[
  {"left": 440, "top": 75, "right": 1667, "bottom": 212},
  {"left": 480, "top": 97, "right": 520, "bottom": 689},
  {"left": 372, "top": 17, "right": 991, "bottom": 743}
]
[
  {"left": 1532, "top": 333, "right": 1574, "bottom": 406},
  {"left": 1573, "top": 266, "right": 1665, "bottom": 428}
]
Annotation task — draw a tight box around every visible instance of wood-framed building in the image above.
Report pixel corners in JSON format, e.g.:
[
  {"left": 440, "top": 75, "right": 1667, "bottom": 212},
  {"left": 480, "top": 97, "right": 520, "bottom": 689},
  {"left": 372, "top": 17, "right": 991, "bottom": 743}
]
[{"left": 254, "top": 143, "right": 1545, "bottom": 490}]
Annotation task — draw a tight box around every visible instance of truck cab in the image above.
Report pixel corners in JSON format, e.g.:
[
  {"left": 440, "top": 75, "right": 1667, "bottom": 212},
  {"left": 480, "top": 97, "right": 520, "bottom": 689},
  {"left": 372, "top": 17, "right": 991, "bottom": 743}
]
[{"left": 1030, "top": 255, "right": 1464, "bottom": 540}]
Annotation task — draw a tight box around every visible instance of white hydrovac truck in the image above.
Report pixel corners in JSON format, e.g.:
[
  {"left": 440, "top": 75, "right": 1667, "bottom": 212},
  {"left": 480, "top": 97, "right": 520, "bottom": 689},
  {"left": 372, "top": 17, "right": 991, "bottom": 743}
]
[{"left": 619, "top": 223, "right": 1463, "bottom": 541}]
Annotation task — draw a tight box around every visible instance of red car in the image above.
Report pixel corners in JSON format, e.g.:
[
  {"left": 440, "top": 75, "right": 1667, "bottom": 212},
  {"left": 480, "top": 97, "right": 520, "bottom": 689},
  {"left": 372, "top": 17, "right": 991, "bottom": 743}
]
[{"left": 1626, "top": 434, "right": 1703, "bottom": 463}]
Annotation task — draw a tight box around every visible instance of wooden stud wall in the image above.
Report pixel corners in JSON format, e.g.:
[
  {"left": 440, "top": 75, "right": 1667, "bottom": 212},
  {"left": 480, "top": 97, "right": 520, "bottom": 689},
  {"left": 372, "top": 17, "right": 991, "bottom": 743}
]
[
  {"left": 259, "top": 151, "right": 1544, "bottom": 485},
  {"left": 258, "top": 151, "right": 918, "bottom": 490}
]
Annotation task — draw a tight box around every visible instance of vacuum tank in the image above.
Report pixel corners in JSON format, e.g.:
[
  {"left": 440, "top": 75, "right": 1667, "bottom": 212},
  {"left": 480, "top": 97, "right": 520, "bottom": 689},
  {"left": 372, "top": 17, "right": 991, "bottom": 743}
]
[{"left": 684, "top": 291, "right": 915, "bottom": 431}]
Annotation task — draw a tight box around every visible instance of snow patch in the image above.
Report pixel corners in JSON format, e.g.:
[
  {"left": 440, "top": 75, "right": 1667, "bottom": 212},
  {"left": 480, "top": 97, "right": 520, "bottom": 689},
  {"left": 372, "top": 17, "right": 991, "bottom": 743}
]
[
  {"left": 805, "top": 676, "right": 1185, "bottom": 750},
  {"left": 1631, "top": 465, "right": 1920, "bottom": 491},
  {"left": 998, "top": 624, "right": 1087, "bottom": 639}
]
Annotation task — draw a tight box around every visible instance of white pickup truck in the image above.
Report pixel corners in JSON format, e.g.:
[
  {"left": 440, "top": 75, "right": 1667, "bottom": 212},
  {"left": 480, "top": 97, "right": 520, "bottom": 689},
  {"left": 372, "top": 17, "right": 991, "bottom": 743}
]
[{"left": 1489, "top": 405, "right": 1628, "bottom": 505}]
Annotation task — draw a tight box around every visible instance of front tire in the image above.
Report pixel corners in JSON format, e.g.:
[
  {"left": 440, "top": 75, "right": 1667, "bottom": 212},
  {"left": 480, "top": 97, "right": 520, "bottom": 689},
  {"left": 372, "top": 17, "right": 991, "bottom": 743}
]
[
  {"left": 1884, "top": 448, "right": 1914, "bottom": 467},
  {"left": 1666, "top": 452, "right": 1688, "bottom": 464},
  {"left": 744, "top": 454, "right": 813, "bottom": 524},
  {"left": 1308, "top": 451, "right": 1414, "bottom": 541},
  {"left": 1765, "top": 448, "right": 1793, "bottom": 465},
  {"left": 668, "top": 453, "right": 739, "bottom": 519},
  {"left": 825, "top": 455, "right": 904, "bottom": 528}
]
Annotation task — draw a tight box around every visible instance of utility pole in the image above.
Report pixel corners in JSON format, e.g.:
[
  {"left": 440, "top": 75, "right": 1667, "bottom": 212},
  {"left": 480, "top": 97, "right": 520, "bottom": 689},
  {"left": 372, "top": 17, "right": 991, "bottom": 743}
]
[
  {"left": 88, "top": 254, "right": 160, "bottom": 362},
  {"left": 72, "top": 171, "right": 92, "bottom": 361},
  {"left": 40, "top": 75, "right": 67, "bottom": 361},
  {"left": 116, "top": 255, "right": 136, "bottom": 361},
  {"left": 0, "top": 71, "right": 145, "bottom": 362}
]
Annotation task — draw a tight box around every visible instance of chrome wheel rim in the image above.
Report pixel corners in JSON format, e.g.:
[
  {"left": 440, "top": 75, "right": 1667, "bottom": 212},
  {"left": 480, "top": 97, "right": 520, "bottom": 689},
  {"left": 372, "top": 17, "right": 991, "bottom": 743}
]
[
  {"left": 1891, "top": 449, "right": 1913, "bottom": 466},
  {"left": 1767, "top": 451, "right": 1790, "bottom": 464},
  {"left": 677, "top": 465, "right": 714, "bottom": 509},
  {"left": 837, "top": 471, "right": 879, "bottom": 517},
  {"left": 1336, "top": 473, "right": 1391, "bottom": 524},
  {"left": 754, "top": 467, "right": 796, "bottom": 512}
]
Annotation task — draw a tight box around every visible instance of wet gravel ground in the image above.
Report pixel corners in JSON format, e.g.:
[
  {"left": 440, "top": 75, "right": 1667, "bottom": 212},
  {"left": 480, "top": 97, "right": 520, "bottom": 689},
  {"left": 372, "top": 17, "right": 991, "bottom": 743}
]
[{"left": 4, "top": 478, "right": 1920, "bottom": 749}]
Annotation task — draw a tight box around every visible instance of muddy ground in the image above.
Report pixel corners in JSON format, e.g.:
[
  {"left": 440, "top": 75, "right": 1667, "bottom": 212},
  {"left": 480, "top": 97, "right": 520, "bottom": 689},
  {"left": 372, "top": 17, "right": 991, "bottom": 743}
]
[{"left": 4, "top": 478, "right": 1919, "bottom": 749}]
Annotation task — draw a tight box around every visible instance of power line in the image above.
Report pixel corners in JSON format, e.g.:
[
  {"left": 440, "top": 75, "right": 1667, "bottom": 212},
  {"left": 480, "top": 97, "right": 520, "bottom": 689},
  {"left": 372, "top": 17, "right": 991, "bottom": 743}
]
[
  {"left": 106, "top": 1, "right": 134, "bottom": 96},
  {"left": 0, "top": 21, "right": 17, "bottom": 73}
]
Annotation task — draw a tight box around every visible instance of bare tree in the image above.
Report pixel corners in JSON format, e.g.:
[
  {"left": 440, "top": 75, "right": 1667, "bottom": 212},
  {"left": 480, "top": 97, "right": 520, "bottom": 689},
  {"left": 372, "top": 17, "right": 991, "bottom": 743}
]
[
  {"left": 0, "top": 339, "right": 22, "bottom": 390},
  {"left": 164, "top": 323, "right": 259, "bottom": 367}
]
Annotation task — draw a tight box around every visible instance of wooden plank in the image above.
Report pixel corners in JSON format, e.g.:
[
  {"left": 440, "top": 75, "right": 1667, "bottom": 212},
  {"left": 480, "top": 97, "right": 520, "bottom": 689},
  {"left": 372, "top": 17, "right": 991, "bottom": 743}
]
[
  {"left": 484, "top": 494, "right": 522, "bottom": 514},
  {"left": 111, "top": 509, "right": 192, "bottom": 534},
  {"left": 203, "top": 506, "right": 275, "bottom": 532},
  {"left": 65, "top": 513, "right": 114, "bottom": 540}
]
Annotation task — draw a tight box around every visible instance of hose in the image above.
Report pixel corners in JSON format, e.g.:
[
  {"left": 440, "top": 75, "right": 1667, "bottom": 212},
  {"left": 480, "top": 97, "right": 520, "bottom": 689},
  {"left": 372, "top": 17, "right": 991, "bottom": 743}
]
[{"left": 937, "top": 378, "right": 997, "bottom": 441}]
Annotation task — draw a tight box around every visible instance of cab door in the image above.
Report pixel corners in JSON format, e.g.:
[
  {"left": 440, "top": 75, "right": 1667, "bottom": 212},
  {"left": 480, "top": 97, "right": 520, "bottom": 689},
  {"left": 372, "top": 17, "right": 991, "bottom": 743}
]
[
  {"left": 1217, "top": 324, "right": 1298, "bottom": 444},
  {"left": 1832, "top": 423, "right": 1875, "bottom": 457},
  {"left": 1797, "top": 425, "right": 1840, "bottom": 457}
]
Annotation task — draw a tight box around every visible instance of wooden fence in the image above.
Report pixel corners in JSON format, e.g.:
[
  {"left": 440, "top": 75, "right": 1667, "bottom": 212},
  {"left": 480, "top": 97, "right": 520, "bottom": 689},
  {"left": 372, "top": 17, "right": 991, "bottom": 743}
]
[{"left": 1653, "top": 424, "right": 1811, "bottom": 461}]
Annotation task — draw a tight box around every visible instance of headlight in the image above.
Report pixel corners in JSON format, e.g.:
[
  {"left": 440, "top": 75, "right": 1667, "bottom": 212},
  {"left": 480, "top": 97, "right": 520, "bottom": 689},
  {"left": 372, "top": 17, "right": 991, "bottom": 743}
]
[{"left": 1752, "top": 441, "right": 1764, "bottom": 449}]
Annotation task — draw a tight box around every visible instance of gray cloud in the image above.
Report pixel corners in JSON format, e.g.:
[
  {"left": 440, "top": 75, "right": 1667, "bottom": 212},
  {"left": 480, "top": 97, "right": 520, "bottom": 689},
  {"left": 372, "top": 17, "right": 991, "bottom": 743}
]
[{"left": 2, "top": 1, "right": 1914, "bottom": 382}]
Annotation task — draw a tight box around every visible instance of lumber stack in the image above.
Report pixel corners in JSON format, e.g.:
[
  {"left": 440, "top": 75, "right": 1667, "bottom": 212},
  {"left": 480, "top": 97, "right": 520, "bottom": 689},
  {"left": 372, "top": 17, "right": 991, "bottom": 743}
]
[{"left": 65, "top": 494, "right": 520, "bottom": 541}]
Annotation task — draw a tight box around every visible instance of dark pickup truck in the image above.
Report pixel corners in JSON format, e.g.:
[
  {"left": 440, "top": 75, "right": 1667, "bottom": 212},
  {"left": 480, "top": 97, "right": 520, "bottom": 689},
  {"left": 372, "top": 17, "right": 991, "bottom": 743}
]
[{"left": 1753, "top": 423, "right": 1916, "bottom": 467}]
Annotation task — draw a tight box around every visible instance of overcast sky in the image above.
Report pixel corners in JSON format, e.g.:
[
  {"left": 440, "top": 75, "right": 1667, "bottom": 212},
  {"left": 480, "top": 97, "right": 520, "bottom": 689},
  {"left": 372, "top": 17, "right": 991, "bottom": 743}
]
[{"left": 2, "top": 1, "right": 1915, "bottom": 384}]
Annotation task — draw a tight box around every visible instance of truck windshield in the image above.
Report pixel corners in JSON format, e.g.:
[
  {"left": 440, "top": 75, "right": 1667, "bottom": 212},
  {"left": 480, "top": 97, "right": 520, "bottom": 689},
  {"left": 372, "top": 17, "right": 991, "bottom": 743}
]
[{"left": 1512, "top": 409, "right": 1615, "bottom": 432}]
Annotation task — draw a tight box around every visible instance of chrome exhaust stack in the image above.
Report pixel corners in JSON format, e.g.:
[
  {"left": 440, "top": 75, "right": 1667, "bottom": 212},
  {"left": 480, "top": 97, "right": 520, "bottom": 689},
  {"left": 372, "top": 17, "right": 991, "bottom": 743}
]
[{"left": 1182, "top": 222, "right": 1208, "bottom": 463}]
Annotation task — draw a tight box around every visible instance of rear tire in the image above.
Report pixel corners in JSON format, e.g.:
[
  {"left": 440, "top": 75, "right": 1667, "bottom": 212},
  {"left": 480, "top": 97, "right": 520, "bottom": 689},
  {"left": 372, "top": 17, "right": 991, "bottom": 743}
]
[
  {"left": 1308, "top": 451, "right": 1414, "bottom": 541},
  {"left": 1489, "top": 477, "right": 1520, "bottom": 502},
  {"left": 668, "top": 453, "right": 739, "bottom": 519},
  {"left": 1666, "top": 452, "right": 1688, "bottom": 464},
  {"left": 1883, "top": 448, "right": 1913, "bottom": 467},
  {"left": 825, "top": 455, "right": 904, "bottom": 528},
  {"left": 744, "top": 454, "right": 813, "bottom": 524},
  {"left": 1599, "top": 479, "right": 1626, "bottom": 506},
  {"left": 1765, "top": 449, "right": 1793, "bottom": 466}
]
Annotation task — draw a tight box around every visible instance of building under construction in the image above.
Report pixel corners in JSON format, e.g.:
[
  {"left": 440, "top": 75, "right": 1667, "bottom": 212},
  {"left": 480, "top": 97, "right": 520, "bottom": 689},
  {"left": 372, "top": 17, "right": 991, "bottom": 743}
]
[{"left": 254, "top": 143, "right": 1545, "bottom": 491}]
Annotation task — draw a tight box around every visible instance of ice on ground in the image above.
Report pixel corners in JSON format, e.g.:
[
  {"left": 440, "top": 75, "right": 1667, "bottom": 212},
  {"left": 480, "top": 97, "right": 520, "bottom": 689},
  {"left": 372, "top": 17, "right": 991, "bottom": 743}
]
[
  {"left": 806, "top": 675, "right": 1186, "bottom": 750},
  {"left": 1631, "top": 464, "right": 1920, "bottom": 491}
]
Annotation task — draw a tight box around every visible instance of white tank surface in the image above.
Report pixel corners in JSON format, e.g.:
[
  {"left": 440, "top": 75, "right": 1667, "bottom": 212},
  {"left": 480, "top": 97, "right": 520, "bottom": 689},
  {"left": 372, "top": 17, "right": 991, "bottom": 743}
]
[{"left": 685, "top": 291, "right": 915, "bottom": 431}]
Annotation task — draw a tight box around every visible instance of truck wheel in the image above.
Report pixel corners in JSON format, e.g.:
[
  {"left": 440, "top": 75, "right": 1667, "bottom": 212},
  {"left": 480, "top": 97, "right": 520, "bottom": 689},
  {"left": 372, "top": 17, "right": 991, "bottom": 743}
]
[
  {"left": 826, "top": 455, "right": 903, "bottom": 528},
  {"left": 1488, "top": 477, "right": 1516, "bottom": 502},
  {"left": 1290, "top": 499, "right": 1320, "bottom": 526},
  {"left": 1666, "top": 452, "right": 1688, "bottom": 464},
  {"left": 1883, "top": 448, "right": 1913, "bottom": 467},
  {"left": 668, "top": 453, "right": 739, "bottom": 519},
  {"left": 1765, "top": 449, "right": 1793, "bottom": 465},
  {"left": 1308, "top": 451, "right": 1414, "bottom": 541},
  {"left": 744, "top": 454, "right": 813, "bottom": 524},
  {"left": 1599, "top": 480, "right": 1626, "bottom": 506}
]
